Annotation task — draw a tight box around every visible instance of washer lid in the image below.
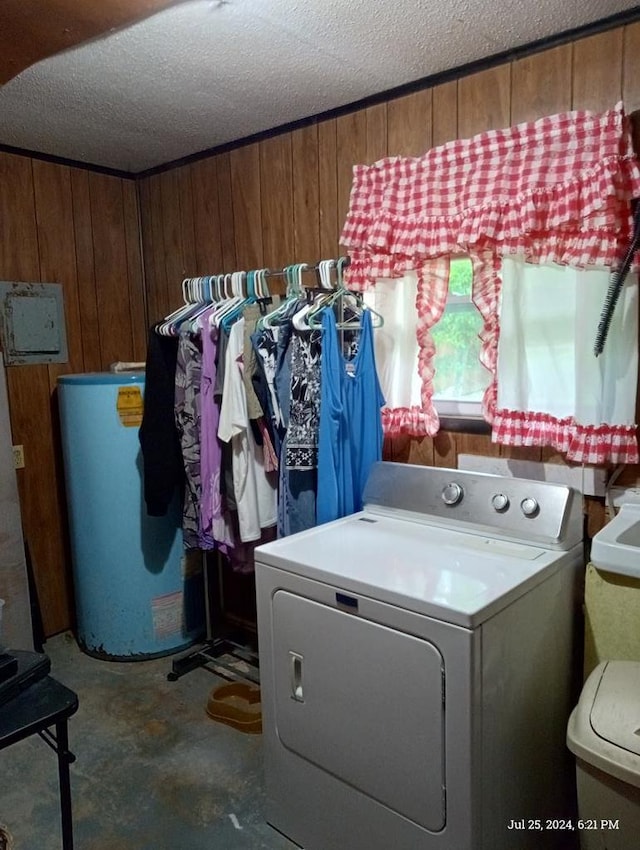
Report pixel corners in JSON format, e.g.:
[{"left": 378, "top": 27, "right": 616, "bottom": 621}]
[
  {"left": 256, "top": 510, "right": 565, "bottom": 627},
  {"left": 590, "top": 661, "right": 640, "bottom": 757}
]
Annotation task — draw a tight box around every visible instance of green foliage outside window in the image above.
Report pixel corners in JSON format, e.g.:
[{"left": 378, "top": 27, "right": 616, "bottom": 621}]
[{"left": 431, "top": 258, "right": 488, "bottom": 403}]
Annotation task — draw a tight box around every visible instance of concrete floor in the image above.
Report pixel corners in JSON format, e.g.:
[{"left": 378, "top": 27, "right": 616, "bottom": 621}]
[{"left": 0, "top": 633, "right": 298, "bottom": 850}]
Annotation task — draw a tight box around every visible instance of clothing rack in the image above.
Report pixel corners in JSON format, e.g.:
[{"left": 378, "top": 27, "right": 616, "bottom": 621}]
[
  {"left": 163, "top": 253, "right": 362, "bottom": 685},
  {"left": 167, "top": 551, "right": 259, "bottom": 684}
]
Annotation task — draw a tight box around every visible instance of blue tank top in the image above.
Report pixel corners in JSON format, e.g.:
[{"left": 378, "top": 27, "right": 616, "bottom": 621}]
[{"left": 317, "top": 308, "right": 385, "bottom": 525}]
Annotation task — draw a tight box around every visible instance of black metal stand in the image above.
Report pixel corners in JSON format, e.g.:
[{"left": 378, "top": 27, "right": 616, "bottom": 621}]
[{"left": 167, "top": 551, "right": 259, "bottom": 684}]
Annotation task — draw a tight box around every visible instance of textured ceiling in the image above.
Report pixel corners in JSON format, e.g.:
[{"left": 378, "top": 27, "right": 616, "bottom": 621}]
[{"left": 0, "top": 0, "right": 638, "bottom": 174}]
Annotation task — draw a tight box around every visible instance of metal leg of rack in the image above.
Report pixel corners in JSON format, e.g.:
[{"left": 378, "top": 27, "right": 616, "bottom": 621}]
[{"left": 167, "top": 551, "right": 260, "bottom": 684}]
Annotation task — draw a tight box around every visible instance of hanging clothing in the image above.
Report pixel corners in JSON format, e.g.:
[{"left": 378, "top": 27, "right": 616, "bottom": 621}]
[
  {"left": 285, "top": 328, "right": 322, "bottom": 471},
  {"left": 317, "top": 309, "right": 385, "bottom": 525},
  {"left": 251, "top": 326, "right": 284, "bottom": 452},
  {"left": 218, "top": 318, "right": 278, "bottom": 542},
  {"left": 242, "top": 302, "right": 266, "bottom": 421},
  {"left": 141, "top": 259, "right": 386, "bottom": 560},
  {"left": 199, "top": 312, "right": 234, "bottom": 552},
  {"left": 174, "top": 330, "right": 203, "bottom": 549},
  {"left": 275, "top": 326, "right": 323, "bottom": 537},
  {"left": 139, "top": 328, "right": 183, "bottom": 517}
]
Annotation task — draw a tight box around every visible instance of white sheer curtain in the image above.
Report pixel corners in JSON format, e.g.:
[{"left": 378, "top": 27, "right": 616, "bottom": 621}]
[
  {"left": 364, "top": 273, "right": 420, "bottom": 410},
  {"left": 494, "top": 257, "right": 638, "bottom": 460},
  {"left": 360, "top": 258, "right": 450, "bottom": 436}
]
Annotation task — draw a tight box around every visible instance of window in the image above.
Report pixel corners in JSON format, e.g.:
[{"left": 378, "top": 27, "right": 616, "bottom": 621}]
[
  {"left": 430, "top": 258, "right": 489, "bottom": 417},
  {"left": 363, "top": 258, "right": 490, "bottom": 434}
]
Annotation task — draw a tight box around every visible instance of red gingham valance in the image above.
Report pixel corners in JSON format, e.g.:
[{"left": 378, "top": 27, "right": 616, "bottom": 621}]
[
  {"left": 341, "top": 102, "right": 640, "bottom": 289},
  {"left": 340, "top": 103, "right": 640, "bottom": 461}
]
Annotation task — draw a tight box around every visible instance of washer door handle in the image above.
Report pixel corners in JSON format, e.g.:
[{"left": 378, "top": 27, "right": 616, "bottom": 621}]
[{"left": 289, "top": 651, "right": 304, "bottom": 702}]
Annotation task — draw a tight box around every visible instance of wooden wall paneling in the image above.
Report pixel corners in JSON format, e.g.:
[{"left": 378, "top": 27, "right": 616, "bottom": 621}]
[
  {"left": 89, "top": 173, "right": 136, "bottom": 366},
  {"left": 458, "top": 65, "right": 511, "bottom": 138},
  {"left": 216, "top": 153, "right": 237, "bottom": 271},
  {"left": 382, "top": 435, "right": 395, "bottom": 461},
  {"left": 433, "top": 430, "right": 458, "bottom": 469},
  {"left": 138, "top": 175, "right": 167, "bottom": 325},
  {"left": 70, "top": 170, "right": 101, "bottom": 370},
  {"left": 32, "top": 161, "right": 80, "bottom": 630},
  {"left": 159, "top": 170, "right": 188, "bottom": 318},
  {"left": 585, "top": 497, "right": 607, "bottom": 539},
  {"left": 318, "top": 119, "right": 339, "bottom": 257},
  {"left": 383, "top": 435, "right": 407, "bottom": 462},
  {"left": 336, "top": 111, "right": 368, "bottom": 252},
  {"left": 540, "top": 448, "right": 570, "bottom": 466},
  {"left": 0, "top": 152, "right": 39, "bottom": 279},
  {"left": 499, "top": 444, "right": 542, "bottom": 462},
  {"left": 572, "top": 29, "right": 623, "bottom": 111},
  {"left": 7, "top": 367, "right": 68, "bottom": 635},
  {"left": 176, "top": 166, "right": 196, "bottom": 278},
  {"left": 384, "top": 435, "right": 435, "bottom": 466},
  {"left": 31, "top": 161, "right": 84, "bottom": 383},
  {"left": 190, "top": 158, "right": 224, "bottom": 274},
  {"left": 365, "top": 103, "right": 388, "bottom": 164},
  {"left": 260, "top": 133, "right": 294, "bottom": 270},
  {"left": 291, "top": 124, "right": 320, "bottom": 262},
  {"left": 432, "top": 81, "right": 458, "bottom": 147},
  {"left": 230, "top": 144, "right": 263, "bottom": 270},
  {"left": 387, "top": 89, "right": 433, "bottom": 157},
  {"left": 122, "top": 180, "right": 147, "bottom": 360},
  {"left": 623, "top": 22, "right": 640, "bottom": 111},
  {"left": 136, "top": 178, "right": 155, "bottom": 329},
  {"left": 408, "top": 437, "right": 436, "bottom": 466},
  {"left": 456, "top": 432, "right": 496, "bottom": 460},
  {"left": 32, "top": 160, "right": 84, "bottom": 634},
  {"left": 0, "top": 153, "right": 69, "bottom": 635},
  {"left": 510, "top": 45, "right": 572, "bottom": 125}
]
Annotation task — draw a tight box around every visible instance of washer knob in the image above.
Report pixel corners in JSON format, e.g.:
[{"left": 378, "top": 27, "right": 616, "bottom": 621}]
[
  {"left": 520, "top": 497, "right": 539, "bottom": 518},
  {"left": 442, "top": 482, "right": 463, "bottom": 506},
  {"left": 492, "top": 493, "right": 510, "bottom": 512}
]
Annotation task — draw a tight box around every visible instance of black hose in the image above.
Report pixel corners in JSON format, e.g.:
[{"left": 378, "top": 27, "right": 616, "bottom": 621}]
[{"left": 594, "top": 201, "right": 640, "bottom": 356}]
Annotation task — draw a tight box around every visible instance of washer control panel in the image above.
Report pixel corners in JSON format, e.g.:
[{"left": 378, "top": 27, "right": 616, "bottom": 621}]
[{"left": 363, "top": 462, "right": 583, "bottom": 548}]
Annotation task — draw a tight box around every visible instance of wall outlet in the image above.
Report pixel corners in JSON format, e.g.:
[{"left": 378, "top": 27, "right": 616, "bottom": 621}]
[{"left": 12, "top": 444, "right": 25, "bottom": 469}]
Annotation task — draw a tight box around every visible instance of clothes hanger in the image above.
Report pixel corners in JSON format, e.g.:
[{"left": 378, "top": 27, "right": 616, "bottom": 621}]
[
  {"left": 155, "top": 277, "right": 207, "bottom": 336},
  {"left": 186, "top": 280, "right": 217, "bottom": 332},
  {"left": 221, "top": 271, "right": 252, "bottom": 331},
  {"left": 307, "top": 256, "right": 384, "bottom": 330},
  {"left": 210, "top": 272, "right": 245, "bottom": 329},
  {"left": 260, "top": 265, "right": 305, "bottom": 330},
  {"left": 291, "top": 262, "right": 320, "bottom": 330}
]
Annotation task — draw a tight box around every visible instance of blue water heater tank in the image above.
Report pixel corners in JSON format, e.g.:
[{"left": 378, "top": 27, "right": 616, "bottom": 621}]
[{"left": 58, "top": 372, "right": 202, "bottom": 659}]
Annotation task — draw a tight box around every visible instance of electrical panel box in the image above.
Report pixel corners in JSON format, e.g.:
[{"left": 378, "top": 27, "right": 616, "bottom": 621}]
[{"left": 0, "top": 282, "right": 68, "bottom": 365}]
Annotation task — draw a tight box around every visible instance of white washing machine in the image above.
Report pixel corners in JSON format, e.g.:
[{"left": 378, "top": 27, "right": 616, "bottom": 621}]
[{"left": 255, "top": 462, "right": 584, "bottom": 850}]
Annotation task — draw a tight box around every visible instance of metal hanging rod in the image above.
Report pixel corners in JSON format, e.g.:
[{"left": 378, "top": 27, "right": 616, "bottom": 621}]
[
  {"left": 262, "top": 256, "right": 350, "bottom": 279},
  {"left": 181, "top": 256, "right": 350, "bottom": 284}
]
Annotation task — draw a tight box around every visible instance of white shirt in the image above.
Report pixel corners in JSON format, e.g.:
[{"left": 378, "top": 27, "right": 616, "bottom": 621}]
[{"left": 217, "top": 318, "right": 277, "bottom": 542}]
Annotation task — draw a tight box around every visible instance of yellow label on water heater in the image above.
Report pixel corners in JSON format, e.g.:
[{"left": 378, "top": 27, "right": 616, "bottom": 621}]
[{"left": 116, "top": 385, "right": 143, "bottom": 427}]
